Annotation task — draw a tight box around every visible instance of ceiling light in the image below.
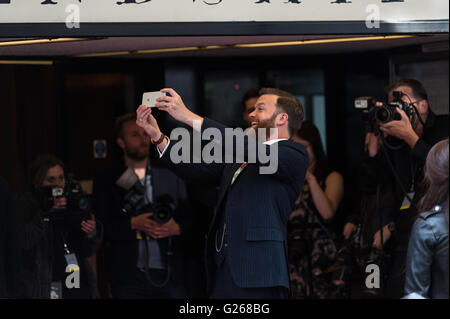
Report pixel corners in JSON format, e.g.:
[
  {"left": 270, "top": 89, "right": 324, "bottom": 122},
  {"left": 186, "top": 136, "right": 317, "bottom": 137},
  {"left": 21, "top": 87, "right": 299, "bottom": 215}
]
[
  {"left": 72, "top": 35, "right": 417, "bottom": 58},
  {"left": 234, "top": 35, "right": 416, "bottom": 48},
  {"left": 0, "top": 38, "right": 93, "bottom": 47},
  {"left": 0, "top": 60, "right": 53, "bottom": 65}
]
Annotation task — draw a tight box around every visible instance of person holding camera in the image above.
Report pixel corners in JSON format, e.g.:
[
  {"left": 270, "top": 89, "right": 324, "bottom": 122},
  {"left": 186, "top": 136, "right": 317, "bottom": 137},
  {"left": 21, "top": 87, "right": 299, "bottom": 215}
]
[
  {"left": 16, "top": 154, "right": 102, "bottom": 299},
  {"left": 136, "top": 87, "right": 308, "bottom": 299},
  {"left": 404, "top": 138, "right": 448, "bottom": 299},
  {"left": 92, "top": 113, "right": 193, "bottom": 299},
  {"left": 347, "top": 79, "right": 448, "bottom": 298}
]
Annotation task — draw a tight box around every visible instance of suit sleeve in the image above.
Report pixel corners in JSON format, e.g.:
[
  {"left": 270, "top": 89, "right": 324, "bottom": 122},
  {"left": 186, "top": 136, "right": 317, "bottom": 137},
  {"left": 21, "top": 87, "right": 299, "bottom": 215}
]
[
  {"left": 159, "top": 130, "right": 225, "bottom": 187},
  {"left": 201, "top": 117, "right": 308, "bottom": 192}
]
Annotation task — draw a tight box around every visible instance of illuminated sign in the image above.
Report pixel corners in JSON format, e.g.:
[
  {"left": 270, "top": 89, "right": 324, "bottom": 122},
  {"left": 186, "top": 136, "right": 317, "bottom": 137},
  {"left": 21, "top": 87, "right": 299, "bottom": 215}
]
[{"left": 0, "top": 0, "right": 447, "bottom": 23}]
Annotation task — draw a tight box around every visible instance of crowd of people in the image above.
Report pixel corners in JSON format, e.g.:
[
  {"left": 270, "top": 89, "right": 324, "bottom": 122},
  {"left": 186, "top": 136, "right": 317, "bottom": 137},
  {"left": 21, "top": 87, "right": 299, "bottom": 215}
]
[{"left": 0, "top": 78, "right": 448, "bottom": 299}]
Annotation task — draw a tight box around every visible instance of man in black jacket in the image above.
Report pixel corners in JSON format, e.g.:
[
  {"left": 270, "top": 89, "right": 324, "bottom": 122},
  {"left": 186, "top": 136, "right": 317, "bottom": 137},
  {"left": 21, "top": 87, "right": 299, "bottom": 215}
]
[
  {"left": 0, "top": 178, "right": 20, "bottom": 299},
  {"left": 357, "top": 79, "right": 448, "bottom": 298},
  {"left": 93, "top": 113, "right": 193, "bottom": 299}
]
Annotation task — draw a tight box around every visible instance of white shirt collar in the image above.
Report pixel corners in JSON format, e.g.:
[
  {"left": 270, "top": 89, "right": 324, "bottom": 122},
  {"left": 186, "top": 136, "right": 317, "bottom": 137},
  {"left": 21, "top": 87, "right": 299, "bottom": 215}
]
[{"left": 263, "top": 138, "right": 288, "bottom": 145}]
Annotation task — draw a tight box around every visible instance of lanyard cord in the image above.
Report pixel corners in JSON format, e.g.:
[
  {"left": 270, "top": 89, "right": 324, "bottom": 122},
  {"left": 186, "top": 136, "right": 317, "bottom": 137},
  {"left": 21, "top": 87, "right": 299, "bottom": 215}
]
[
  {"left": 60, "top": 231, "right": 70, "bottom": 255},
  {"left": 379, "top": 137, "right": 417, "bottom": 211}
]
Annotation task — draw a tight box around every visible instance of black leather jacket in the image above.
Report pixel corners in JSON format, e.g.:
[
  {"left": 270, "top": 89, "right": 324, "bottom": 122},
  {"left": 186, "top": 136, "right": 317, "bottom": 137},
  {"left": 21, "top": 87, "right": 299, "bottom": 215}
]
[{"left": 404, "top": 206, "right": 449, "bottom": 299}]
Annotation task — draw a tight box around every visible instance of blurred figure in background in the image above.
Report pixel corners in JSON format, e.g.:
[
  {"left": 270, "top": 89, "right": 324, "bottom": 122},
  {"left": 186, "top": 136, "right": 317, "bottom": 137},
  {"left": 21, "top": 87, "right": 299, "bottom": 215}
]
[
  {"left": 241, "top": 88, "right": 260, "bottom": 128},
  {"left": 288, "top": 120, "right": 345, "bottom": 298},
  {"left": 93, "top": 113, "right": 193, "bottom": 299}
]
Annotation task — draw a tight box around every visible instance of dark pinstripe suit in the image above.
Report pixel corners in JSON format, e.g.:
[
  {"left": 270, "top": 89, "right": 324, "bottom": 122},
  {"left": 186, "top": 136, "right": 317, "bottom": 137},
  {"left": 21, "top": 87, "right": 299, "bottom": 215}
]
[{"left": 160, "top": 118, "right": 308, "bottom": 297}]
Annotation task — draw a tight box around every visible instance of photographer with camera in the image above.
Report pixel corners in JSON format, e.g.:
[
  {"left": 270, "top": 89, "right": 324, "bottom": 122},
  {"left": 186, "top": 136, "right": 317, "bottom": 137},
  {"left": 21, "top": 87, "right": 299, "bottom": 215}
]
[
  {"left": 16, "top": 154, "right": 102, "bottom": 299},
  {"left": 351, "top": 79, "right": 448, "bottom": 298},
  {"left": 92, "top": 113, "right": 192, "bottom": 299}
]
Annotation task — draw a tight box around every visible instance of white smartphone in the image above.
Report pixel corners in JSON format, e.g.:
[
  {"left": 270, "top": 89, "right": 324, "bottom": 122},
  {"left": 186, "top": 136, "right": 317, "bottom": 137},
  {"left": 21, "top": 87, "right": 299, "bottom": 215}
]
[{"left": 142, "top": 91, "right": 166, "bottom": 107}]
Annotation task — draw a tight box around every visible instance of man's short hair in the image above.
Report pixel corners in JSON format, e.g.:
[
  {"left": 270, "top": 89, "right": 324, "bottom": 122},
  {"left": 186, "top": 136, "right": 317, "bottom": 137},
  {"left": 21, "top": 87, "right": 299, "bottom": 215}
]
[
  {"left": 258, "top": 88, "right": 305, "bottom": 136},
  {"left": 114, "top": 113, "right": 137, "bottom": 139},
  {"left": 386, "top": 78, "right": 429, "bottom": 102}
]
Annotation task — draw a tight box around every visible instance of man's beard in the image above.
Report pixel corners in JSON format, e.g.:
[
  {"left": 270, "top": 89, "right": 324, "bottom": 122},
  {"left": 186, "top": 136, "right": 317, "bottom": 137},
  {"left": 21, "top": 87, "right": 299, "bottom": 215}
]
[
  {"left": 252, "top": 113, "right": 278, "bottom": 141},
  {"left": 124, "top": 144, "right": 149, "bottom": 161}
]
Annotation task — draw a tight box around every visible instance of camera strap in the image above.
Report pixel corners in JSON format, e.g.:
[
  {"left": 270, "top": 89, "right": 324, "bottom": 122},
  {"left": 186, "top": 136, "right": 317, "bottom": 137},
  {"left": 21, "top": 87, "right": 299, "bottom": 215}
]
[
  {"left": 142, "top": 236, "right": 172, "bottom": 288},
  {"left": 405, "top": 94, "right": 425, "bottom": 128},
  {"left": 135, "top": 161, "right": 154, "bottom": 240},
  {"left": 144, "top": 160, "right": 154, "bottom": 204},
  {"left": 400, "top": 156, "right": 418, "bottom": 211},
  {"left": 380, "top": 137, "right": 417, "bottom": 212},
  {"left": 379, "top": 130, "right": 405, "bottom": 151}
]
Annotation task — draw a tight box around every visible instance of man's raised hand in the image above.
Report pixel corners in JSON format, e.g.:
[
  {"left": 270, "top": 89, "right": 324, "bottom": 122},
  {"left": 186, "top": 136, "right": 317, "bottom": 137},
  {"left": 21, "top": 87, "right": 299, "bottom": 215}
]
[
  {"left": 155, "top": 88, "right": 203, "bottom": 128},
  {"left": 136, "top": 105, "right": 162, "bottom": 141}
]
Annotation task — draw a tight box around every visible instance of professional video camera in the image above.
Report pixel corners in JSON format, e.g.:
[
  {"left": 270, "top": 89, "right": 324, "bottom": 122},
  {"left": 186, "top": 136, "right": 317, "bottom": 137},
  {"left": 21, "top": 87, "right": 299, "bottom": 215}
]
[
  {"left": 116, "top": 167, "right": 175, "bottom": 224},
  {"left": 354, "top": 91, "right": 415, "bottom": 130},
  {"left": 40, "top": 174, "right": 91, "bottom": 222}
]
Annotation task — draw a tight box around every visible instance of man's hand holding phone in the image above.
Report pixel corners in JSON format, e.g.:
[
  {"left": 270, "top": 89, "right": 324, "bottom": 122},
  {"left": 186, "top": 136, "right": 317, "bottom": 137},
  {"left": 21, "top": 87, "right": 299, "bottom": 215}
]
[{"left": 155, "top": 88, "right": 204, "bottom": 129}]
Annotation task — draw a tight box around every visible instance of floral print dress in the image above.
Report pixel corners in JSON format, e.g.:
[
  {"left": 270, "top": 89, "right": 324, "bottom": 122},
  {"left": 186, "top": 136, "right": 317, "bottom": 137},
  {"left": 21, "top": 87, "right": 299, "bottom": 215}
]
[{"left": 287, "top": 178, "right": 344, "bottom": 299}]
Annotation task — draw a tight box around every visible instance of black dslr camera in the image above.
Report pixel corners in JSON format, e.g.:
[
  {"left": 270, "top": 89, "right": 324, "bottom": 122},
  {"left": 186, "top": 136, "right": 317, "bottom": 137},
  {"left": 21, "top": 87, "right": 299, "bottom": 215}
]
[
  {"left": 355, "top": 91, "right": 415, "bottom": 130},
  {"left": 116, "top": 168, "right": 175, "bottom": 224},
  {"left": 138, "top": 196, "right": 176, "bottom": 224},
  {"left": 40, "top": 174, "right": 91, "bottom": 222}
]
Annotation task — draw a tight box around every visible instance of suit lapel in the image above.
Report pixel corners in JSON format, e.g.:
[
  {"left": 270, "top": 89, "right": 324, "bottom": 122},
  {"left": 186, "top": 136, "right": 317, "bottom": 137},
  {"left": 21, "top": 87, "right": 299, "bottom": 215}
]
[{"left": 208, "top": 163, "right": 244, "bottom": 235}]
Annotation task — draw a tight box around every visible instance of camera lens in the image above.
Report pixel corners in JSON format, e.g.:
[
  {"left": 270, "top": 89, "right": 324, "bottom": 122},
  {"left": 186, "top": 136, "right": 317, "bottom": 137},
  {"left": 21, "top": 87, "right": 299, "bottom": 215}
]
[
  {"left": 78, "top": 197, "right": 90, "bottom": 211},
  {"left": 375, "top": 107, "right": 390, "bottom": 123},
  {"left": 154, "top": 204, "right": 172, "bottom": 224}
]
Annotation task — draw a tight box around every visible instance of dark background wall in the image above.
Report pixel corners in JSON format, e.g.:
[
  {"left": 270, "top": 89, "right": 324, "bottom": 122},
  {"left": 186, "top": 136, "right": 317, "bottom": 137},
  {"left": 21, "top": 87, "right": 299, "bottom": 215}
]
[
  {"left": 0, "top": 59, "right": 164, "bottom": 192},
  {"left": 0, "top": 65, "right": 59, "bottom": 192}
]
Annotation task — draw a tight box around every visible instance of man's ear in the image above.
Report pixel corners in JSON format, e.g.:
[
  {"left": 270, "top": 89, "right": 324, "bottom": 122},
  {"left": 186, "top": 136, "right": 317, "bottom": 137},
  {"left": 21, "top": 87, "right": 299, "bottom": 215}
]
[
  {"left": 277, "top": 113, "right": 289, "bottom": 127},
  {"left": 116, "top": 137, "right": 125, "bottom": 150}
]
